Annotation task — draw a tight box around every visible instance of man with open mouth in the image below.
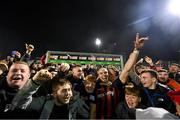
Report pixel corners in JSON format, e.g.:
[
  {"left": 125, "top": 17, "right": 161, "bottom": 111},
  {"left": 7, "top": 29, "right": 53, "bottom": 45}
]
[
  {"left": 8, "top": 70, "right": 89, "bottom": 119},
  {"left": 0, "top": 61, "right": 31, "bottom": 117}
]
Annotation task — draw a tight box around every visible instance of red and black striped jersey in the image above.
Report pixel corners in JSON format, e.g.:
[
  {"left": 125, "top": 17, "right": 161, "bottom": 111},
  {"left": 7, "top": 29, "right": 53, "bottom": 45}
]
[{"left": 90, "top": 78, "right": 125, "bottom": 119}]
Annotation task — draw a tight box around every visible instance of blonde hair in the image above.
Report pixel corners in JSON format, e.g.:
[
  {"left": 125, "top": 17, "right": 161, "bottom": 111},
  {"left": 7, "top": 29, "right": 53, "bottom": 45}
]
[{"left": 125, "top": 86, "right": 141, "bottom": 97}]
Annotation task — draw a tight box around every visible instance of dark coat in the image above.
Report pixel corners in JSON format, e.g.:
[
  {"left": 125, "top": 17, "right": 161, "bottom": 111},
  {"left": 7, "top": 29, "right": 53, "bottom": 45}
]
[
  {"left": 9, "top": 80, "right": 89, "bottom": 119},
  {"left": 115, "top": 101, "right": 146, "bottom": 119}
]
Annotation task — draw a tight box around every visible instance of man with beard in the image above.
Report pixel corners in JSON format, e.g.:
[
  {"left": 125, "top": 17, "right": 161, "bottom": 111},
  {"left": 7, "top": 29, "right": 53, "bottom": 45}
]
[
  {"left": 158, "top": 69, "right": 180, "bottom": 91},
  {"left": 168, "top": 63, "right": 180, "bottom": 83}
]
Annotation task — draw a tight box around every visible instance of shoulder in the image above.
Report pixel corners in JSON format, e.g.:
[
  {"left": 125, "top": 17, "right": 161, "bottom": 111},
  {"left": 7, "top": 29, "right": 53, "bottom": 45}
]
[
  {"left": 156, "top": 84, "right": 170, "bottom": 93},
  {"left": 0, "top": 77, "right": 7, "bottom": 88},
  {"left": 113, "top": 78, "right": 122, "bottom": 86},
  {"left": 116, "top": 101, "right": 126, "bottom": 109},
  {"left": 157, "top": 83, "right": 171, "bottom": 91}
]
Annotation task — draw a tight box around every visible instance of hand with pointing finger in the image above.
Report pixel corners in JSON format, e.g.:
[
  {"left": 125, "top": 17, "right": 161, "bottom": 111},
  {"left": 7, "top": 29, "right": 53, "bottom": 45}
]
[{"left": 134, "top": 33, "right": 148, "bottom": 50}]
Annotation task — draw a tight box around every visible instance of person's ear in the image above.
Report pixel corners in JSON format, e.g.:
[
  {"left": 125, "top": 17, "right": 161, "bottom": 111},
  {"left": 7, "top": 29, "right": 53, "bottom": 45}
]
[
  {"left": 52, "top": 91, "right": 57, "bottom": 98},
  {"left": 27, "top": 72, "right": 31, "bottom": 79},
  {"left": 152, "top": 77, "right": 157, "bottom": 83}
]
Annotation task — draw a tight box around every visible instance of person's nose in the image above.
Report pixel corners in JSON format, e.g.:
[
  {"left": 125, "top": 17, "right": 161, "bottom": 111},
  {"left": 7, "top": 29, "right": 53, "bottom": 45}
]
[
  {"left": 15, "top": 70, "right": 21, "bottom": 74},
  {"left": 66, "top": 90, "right": 71, "bottom": 96},
  {"left": 86, "top": 83, "right": 91, "bottom": 87}
]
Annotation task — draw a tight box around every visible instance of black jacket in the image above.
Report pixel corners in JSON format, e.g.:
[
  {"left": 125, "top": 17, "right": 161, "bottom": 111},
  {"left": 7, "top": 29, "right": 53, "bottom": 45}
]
[{"left": 115, "top": 101, "right": 146, "bottom": 119}]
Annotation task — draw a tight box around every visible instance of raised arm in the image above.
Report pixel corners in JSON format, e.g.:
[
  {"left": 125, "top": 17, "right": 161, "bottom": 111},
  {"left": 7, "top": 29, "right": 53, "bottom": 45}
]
[
  {"left": 20, "top": 43, "right": 34, "bottom": 62},
  {"left": 120, "top": 33, "right": 148, "bottom": 84},
  {"left": 10, "top": 69, "right": 52, "bottom": 110}
]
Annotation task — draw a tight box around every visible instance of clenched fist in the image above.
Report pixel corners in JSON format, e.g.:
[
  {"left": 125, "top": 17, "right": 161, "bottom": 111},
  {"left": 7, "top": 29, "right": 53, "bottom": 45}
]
[
  {"left": 32, "top": 69, "right": 52, "bottom": 85},
  {"left": 59, "top": 63, "right": 70, "bottom": 72},
  {"left": 25, "top": 43, "right": 34, "bottom": 54}
]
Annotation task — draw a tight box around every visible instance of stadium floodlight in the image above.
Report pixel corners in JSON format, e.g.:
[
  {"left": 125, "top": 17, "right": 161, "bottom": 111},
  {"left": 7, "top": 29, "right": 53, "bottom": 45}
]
[
  {"left": 95, "top": 38, "right": 101, "bottom": 46},
  {"left": 167, "top": 0, "right": 180, "bottom": 16}
]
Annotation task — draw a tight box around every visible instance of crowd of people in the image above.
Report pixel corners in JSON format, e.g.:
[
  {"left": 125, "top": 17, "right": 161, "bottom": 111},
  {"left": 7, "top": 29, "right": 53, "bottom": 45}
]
[{"left": 0, "top": 33, "right": 180, "bottom": 119}]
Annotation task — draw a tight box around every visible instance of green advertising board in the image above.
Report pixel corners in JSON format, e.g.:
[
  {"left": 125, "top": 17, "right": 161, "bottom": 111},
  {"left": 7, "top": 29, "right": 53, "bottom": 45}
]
[{"left": 45, "top": 51, "right": 124, "bottom": 69}]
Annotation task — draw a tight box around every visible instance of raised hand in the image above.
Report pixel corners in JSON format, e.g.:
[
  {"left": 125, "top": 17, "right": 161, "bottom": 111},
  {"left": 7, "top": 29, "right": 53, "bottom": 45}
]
[
  {"left": 32, "top": 69, "right": 52, "bottom": 85},
  {"left": 25, "top": 43, "right": 29, "bottom": 50},
  {"left": 59, "top": 63, "right": 70, "bottom": 72},
  {"left": 144, "top": 56, "right": 154, "bottom": 66},
  {"left": 15, "top": 51, "right": 21, "bottom": 58},
  {"left": 134, "top": 33, "right": 148, "bottom": 50},
  {"left": 155, "top": 60, "right": 162, "bottom": 65},
  {"left": 25, "top": 43, "right": 34, "bottom": 54}
]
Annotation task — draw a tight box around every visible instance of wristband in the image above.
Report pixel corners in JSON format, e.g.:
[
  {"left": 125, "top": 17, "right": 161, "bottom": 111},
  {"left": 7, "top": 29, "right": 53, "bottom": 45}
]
[{"left": 133, "top": 50, "right": 139, "bottom": 54}]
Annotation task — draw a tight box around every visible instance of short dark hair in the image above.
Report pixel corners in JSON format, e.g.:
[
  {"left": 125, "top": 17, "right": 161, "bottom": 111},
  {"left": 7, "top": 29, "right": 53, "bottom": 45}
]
[
  {"left": 52, "top": 78, "right": 72, "bottom": 92},
  {"left": 140, "top": 69, "right": 158, "bottom": 79},
  {"left": 171, "top": 63, "right": 180, "bottom": 68},
  {"left": 157, "top": 69, "right": 168, "bottom": 73}
]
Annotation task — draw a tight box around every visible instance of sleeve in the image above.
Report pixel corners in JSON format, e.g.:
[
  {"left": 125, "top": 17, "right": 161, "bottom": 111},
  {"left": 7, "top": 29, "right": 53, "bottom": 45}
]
[
  {"left": 77, "top": 98, "right": 90, "bottom": 118},
  {"left": 115, "top": 102, "right": 123, "bottom": 118},
  {"left": 113, "top": 78, "right": 125, "bottom": 91},
  {"left": 89, "top": 87, "right": 97, "bottom": 104},
  {"left": 20, "top": 53, "right": 31, "bottom": 62},
  {"left": 11, "top": 79, "right": 40, "bottom": 110}
]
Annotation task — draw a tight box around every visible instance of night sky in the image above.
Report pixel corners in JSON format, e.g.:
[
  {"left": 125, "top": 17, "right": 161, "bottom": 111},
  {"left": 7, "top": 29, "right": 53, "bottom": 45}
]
[{"left": 0, "top": 0, "right": 180, "bottom": 62}]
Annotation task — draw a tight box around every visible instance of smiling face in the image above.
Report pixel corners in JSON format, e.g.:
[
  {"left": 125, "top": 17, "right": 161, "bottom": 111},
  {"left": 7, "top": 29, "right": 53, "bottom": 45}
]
[
  {"left": 97, "top": 68, "right": 109, "bottom": 82},
  {"left": 158, "top": 71, "right": 169, "bottom": 83},
  {"left": 140, "top": 72, "right": 156, "bottom": 89},
  {"left": 72, "top": 66, "right": 83, "bottom": 79},
  {"left": 84, "top": 80, "right": 96, "bottom": 93},
  {"left": 125, "top": 94, "right": 141, "bottom": 108},
  {"left": 125, "top": 87, "right": 141, "bottom": 108},
  {"left": 169, "top": 64, "right": 179, "bottom": 73},
  {"left": 53, "top": 83, "right": 73, "bottom": 105},
  {"left": 6, "top": 62, "right": 30, "bottom": 89}
]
